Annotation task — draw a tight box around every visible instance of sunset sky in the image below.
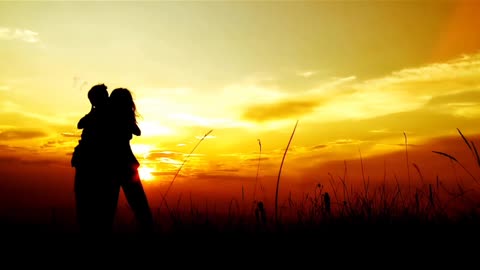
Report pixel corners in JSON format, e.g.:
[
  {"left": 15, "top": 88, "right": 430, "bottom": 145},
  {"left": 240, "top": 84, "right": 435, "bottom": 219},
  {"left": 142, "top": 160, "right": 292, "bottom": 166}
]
[{"left": 1, "top": 1, "right": 480, "bottom": 215}]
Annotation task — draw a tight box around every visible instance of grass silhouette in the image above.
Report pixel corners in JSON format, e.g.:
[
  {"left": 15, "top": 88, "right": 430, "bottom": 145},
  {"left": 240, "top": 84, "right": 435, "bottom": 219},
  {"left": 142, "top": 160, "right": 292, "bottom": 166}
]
[
  {"left": 274, "top": 120, "right": 299, "bottom": 226},
  {"left": 3, "top": 128, "right": 480, "bottom": 239},
  {"left": 150, "top": 127, "right": 480, "bottom": 233}
]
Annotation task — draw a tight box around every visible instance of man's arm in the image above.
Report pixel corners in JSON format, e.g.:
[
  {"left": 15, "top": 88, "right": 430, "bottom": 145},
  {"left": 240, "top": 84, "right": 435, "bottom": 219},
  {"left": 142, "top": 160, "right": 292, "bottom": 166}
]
[{"left": 77, "top": 115, "right": 88, "bottom": 129}]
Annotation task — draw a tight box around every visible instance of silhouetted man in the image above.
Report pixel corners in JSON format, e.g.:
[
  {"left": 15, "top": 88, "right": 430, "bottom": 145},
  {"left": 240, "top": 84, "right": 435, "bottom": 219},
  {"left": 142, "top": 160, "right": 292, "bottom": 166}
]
[{"left": 72, "top": 84, "right": 116, "bottom": 234}]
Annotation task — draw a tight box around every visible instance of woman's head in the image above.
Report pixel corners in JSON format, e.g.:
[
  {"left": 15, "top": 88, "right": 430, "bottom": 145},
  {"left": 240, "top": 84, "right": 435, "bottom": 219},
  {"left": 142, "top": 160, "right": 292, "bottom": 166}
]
[{"left": 110, "top": 88, "right": 138, "bottom": 122}]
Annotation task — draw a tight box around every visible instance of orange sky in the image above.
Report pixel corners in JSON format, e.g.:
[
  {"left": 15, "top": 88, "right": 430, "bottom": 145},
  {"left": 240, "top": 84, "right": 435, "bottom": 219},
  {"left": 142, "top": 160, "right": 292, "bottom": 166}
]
[{"left": 1, "top": 1, "right": 480, "bottom": 219}]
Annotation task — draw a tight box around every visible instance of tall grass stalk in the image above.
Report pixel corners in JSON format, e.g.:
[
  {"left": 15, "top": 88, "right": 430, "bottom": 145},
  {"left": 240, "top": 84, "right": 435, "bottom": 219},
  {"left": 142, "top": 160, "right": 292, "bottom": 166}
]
[
  {"left": 328, "top": 172, "right": 340, "bottom": 207},
  {"left": 359, "top": 149, "right": 368, "bottom": 198},
  {"left": 432, "top": 151, "right": 479, "bottom": 185},
  {"left": 253, "top": 139, "right": 262, "bottom": 202},
  {"left": 471, "top": 141, "right": 480, "bottom": 167},
  {"left": 404, "top": 132, "right": 411, "bottom": 196},
  {"left": 159, "top": 129, "right": 213, "bottom": 210},
  {"left": 457, "top": 128, "right": 472, "bottom": 150},
  {"left": 412, "top": 163, "right": 425, "bottom": 186},
  {"left": 342, "top": 160, "right": 349, "bottom": 204},
  {"left": 457, "top": 128, "right": 480, "bottom": 168},
  {"left": 275, "top": 120, "right": 299, "bottom": 225}
]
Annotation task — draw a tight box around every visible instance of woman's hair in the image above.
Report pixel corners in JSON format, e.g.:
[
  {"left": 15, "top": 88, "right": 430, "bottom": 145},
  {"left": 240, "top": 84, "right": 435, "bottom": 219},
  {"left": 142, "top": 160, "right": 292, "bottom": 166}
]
[{"left": 109, "top": 88, "right": 139, "bottom": 124}]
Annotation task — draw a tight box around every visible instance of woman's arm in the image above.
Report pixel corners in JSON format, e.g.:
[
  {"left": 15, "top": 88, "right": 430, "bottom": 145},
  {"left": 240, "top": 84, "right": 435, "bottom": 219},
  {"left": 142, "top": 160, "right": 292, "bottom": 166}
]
[{"left": 132, "top": 122, "right": 141, "bottom": 136}]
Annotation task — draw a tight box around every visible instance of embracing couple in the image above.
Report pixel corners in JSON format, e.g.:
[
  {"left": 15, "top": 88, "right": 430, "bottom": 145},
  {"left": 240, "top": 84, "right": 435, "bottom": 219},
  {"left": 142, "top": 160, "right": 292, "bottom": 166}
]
[{"left": 71, "top": 84, "right": 154, "bottom": 234}]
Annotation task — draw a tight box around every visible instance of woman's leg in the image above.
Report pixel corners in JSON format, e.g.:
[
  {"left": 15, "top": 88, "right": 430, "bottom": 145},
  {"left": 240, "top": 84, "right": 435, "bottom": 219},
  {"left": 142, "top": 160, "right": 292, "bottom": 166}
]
[{"left": 121, "top": 169, "right": 154, "bottom": 233}]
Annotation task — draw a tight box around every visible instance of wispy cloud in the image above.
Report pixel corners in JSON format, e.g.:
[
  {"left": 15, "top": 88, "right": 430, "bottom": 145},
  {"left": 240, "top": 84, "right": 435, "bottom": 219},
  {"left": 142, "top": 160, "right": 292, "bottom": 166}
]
[
  {"left": 362, "top": 53, "right": 480, "bottom": 89},
  {"left": 133, "top": 76, "right": 356, "bottom": 129},
  {"left": 233, "top": 53, "right": 480, "bottom": 125},
  {"left": 342, "top": 53, "right": 480, "bottom": 118},
  {"left": 167, "top": 113, "right": 251, "bottom": 129},
  {"left": 0, "top": 27, "right": 40, "bottom": 43},
  {"left": 146, "top": 150, "right": 184, "bottom": 160},
  {"left": 0, "top": 111, "right": 71, "bottom": 129},
  {"left": 237, "top": 75, "right": 355, "bottom": 123},
  {"left": 331, "top": 139, "right": 364, "bottom": 145},
  {"left": 310, "top": 144, "right": 327, "bottom": 150},
  {"left": 0, "top": 128, "right": 47, "bottom": 140},
  {"left": 242, "top": 100, "right": 321, "bottom": 122},
  {"left": 424, "top": 90, "right": 480, "bottom": 118},
  {"left": 297, "top": 70, "right": 318, "bottom": 78},
  {"left": 61, "top": 132, "right": 80, "bottom": 138},
  {"left": 300, "top": 53, "right": 480, "bottom": 122}
]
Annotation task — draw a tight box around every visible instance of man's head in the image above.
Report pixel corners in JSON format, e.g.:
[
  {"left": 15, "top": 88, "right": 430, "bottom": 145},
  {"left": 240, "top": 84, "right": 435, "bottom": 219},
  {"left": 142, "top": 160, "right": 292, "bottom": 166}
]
[{"left": 88, "top": 84, "right": 108, "bottom": 108}]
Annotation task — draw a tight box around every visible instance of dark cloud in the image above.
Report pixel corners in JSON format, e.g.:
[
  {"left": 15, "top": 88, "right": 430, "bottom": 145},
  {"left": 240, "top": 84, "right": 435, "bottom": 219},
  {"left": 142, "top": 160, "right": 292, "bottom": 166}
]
[
  {"left": 393, "top": 143, "right": 419, "bottom": 147},
  {"left": 61, "top": 132, "right": 80, "bottom": 138},
  {"left": 0, "top": 129, "right": 47, "bottom": 140},
  {"left": 242, "top": 100, "right": 322, "bottom": 122},
  {"left": 41, "top": 139, "right": 71, "bottom": 148},
  {"left": 244, "top": 157, "right": 270, "bottom": 162},
  {"left": 310, "top": 144, "right": 327, "bottom": 150}
]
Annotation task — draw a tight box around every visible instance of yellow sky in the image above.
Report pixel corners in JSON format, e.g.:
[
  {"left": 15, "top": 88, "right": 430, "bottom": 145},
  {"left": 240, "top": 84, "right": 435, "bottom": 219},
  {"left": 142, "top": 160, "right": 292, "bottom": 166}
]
[{"left": 1, "top": 1, "right": 480, "bottom": 184}]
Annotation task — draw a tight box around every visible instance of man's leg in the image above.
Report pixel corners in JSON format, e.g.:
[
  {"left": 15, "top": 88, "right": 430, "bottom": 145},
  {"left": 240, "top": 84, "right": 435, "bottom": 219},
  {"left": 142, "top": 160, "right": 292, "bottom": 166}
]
[
  {"left": 74, "top": 167, "right": 96, "bottom": 233},
  {"left": 92, "top": 168, "right": 120, "bottom": 234}
]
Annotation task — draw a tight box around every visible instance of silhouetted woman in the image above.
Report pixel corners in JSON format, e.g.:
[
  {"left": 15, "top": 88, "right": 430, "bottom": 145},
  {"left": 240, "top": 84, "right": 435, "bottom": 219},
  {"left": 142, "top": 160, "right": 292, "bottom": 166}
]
[{"left": 108, "top": 88, "right": 154, "bottom": 233}]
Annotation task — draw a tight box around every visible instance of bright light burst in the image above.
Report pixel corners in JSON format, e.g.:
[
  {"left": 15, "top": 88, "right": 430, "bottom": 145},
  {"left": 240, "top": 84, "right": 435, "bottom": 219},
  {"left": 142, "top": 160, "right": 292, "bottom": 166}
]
[
  {"left": 138, "top": 166, "right": 155, "bottom": 181},
  {"left": 131, "top": 144, "right": 153, "bottom": 159}
]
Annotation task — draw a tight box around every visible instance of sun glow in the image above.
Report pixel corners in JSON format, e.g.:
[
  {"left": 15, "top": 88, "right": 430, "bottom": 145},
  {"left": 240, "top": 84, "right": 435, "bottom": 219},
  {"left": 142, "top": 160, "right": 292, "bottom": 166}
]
[
  {"left": 138, "top": 121, "right": 174, "bottom": 136},
  {"left": 138, "top": 166, "right": 155, "bottom": 181},
  {"left": 131, "top": 144, "right": 153, "bottom": 159}
]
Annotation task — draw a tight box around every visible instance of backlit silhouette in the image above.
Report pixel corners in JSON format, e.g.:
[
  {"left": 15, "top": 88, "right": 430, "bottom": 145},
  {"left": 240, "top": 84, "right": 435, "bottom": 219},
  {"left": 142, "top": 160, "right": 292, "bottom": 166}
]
[
  {"left": 71, "top": 85, "right": 153, "bottom": 234},
  {"left": 71, "top": 84, "right": 115, "bottom": 233},
  {"left": 108, "top": 88, "right": 154, "bottom": 233}
]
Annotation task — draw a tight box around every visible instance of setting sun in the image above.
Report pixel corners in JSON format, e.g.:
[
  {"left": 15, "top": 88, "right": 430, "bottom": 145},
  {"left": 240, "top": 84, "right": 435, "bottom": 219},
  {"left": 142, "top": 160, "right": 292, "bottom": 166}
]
[{"left": 138, "top": 166, "right": 155, "bottom": 182}]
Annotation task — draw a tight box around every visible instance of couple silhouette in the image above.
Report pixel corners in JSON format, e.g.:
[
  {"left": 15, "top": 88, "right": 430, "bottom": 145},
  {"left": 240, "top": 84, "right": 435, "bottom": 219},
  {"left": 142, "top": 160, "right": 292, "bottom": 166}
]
[{"left": 71, "top": 84, "right": 154, "bottom": 234}]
